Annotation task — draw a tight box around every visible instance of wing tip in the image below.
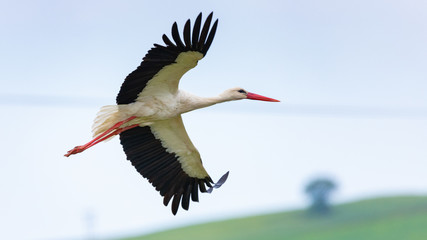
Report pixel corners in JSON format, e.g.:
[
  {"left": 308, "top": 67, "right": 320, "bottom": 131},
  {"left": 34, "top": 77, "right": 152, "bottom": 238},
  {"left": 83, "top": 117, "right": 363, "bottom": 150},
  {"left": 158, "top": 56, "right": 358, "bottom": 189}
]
[
  {"left": 163, "top": 12, "right": 218, "bottom": 56},
  {"left": 162, "top": 172, "right": 229, "bottom": 215}
]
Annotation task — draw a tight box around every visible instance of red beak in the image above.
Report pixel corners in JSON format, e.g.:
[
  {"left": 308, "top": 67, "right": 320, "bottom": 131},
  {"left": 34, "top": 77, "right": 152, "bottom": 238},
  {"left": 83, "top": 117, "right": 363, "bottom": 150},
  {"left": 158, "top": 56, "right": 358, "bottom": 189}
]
[{"left": 246, "top": 92, "right": 280, "bottom": 102}]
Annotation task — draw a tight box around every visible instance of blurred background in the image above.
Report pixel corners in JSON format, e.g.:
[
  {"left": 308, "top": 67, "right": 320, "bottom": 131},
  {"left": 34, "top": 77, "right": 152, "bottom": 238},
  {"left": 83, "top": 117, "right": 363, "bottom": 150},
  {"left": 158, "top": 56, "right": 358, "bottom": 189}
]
[{"left": 1, "top": 0, "right": 426, "bottom": 239}]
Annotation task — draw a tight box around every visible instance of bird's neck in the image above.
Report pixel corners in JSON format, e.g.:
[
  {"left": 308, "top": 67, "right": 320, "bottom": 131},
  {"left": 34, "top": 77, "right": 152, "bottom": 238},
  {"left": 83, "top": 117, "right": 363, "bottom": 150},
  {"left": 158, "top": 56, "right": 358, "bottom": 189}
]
[{"left": 178, "top": 91, "right": 230, "bottom": 114}]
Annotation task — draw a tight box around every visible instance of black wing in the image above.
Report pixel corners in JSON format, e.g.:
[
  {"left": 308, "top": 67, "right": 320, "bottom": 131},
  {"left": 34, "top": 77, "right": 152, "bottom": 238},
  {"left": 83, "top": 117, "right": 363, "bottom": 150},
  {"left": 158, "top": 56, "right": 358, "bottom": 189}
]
[
  {"left": 116, "top": 12, "right": 218, "bottom": 105},
  {"left": 119, "top": 125, "right": 218, "bottom": 215}
]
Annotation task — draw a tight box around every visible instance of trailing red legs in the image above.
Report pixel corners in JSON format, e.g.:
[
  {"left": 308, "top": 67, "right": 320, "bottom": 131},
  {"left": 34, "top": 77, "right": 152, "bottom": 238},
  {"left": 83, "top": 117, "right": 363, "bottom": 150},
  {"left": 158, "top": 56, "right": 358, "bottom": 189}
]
[{"left": 64, "top": 116, "right": 138, "bottom": 157}]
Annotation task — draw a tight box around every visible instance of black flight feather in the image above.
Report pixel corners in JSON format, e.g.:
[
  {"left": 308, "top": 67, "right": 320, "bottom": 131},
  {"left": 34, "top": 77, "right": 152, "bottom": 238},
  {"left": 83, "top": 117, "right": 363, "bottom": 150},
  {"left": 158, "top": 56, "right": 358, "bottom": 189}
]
[{"left": 192, "top": 13, "right": 202, "bottom": 49}]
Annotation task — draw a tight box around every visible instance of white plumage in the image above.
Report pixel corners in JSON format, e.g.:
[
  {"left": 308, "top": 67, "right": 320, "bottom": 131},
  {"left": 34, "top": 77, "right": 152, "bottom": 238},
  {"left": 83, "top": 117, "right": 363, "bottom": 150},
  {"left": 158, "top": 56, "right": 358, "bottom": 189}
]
[{"left": 65, "top": 12, "right": 279, "bottom": 215}]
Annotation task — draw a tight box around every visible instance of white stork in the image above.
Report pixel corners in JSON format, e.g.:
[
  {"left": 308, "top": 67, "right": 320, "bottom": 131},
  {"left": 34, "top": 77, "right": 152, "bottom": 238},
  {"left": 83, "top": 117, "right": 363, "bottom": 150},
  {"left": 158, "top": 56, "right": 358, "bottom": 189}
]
[{"left": 65, "top": 12, "right": 279, "bottom": 215}]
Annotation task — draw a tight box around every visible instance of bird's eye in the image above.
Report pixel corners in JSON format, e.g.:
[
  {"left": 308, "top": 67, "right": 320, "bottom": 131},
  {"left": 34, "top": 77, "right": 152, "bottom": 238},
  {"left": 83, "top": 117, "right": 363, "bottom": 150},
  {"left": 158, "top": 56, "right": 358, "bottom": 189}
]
[{"left": 237, "top": 89, "right": 247, "bottom": 94}]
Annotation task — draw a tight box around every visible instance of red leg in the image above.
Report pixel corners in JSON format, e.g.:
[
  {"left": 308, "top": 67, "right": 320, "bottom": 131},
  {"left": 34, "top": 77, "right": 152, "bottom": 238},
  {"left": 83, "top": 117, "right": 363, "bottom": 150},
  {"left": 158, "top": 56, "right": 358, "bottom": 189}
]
[
  {"left": 64, "top": 116, "right": 137, "bottom": 157},
  {"left": 86, "top": 116, "right": 137, "bottom": 147},
  {"left": 84, "top": 124, "right": 139, "bottom": 149}
]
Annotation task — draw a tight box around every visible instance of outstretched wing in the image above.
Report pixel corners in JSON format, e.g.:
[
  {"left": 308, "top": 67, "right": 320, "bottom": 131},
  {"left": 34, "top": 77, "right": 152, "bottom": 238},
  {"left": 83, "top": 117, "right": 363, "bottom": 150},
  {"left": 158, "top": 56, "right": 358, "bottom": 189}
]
[
  {"left": 116, "top": 12, "right": 218, "bottom": 104},
  {"left": 119, "top": 116, "right": 228, "bottom": 214}
]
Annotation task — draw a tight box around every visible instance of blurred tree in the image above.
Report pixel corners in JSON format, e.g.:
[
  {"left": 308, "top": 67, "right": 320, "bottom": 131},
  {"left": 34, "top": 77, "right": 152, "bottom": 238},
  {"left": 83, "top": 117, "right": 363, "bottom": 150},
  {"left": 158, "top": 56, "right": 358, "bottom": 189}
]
[{"left": 305, "top": 178, "right": 337, "bottom": 214}]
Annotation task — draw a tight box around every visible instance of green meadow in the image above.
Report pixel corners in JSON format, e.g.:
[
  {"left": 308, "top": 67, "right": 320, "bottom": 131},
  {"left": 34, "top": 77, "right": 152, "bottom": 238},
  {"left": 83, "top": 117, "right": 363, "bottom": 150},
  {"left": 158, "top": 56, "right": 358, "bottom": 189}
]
[{"left": 122, "top": 196, "right": 427, "bottom": 240}]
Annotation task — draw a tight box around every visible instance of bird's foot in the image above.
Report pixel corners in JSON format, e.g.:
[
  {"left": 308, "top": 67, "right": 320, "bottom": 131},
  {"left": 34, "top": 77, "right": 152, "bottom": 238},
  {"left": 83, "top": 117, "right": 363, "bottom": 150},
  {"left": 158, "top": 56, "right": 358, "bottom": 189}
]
[{"left": 64, "top": 145, "right": 87, "bottom": 157}]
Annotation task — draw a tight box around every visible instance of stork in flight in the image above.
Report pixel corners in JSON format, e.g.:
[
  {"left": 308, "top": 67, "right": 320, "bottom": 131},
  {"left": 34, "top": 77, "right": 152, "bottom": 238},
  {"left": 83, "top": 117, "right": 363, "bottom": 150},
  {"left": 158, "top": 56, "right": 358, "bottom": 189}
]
[{"left": 65, "top": 12, "right": 279, "bottom": 215}]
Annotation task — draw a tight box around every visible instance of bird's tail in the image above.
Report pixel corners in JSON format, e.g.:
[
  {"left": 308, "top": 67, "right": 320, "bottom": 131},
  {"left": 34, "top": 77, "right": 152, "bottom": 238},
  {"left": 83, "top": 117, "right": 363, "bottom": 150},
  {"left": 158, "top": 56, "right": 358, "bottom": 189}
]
[
  {"left": 65, "top": 106, "right": 137, "bottom": 157},
  {"left": 92, "top": 105, "right": 120, "bottom": 139}
]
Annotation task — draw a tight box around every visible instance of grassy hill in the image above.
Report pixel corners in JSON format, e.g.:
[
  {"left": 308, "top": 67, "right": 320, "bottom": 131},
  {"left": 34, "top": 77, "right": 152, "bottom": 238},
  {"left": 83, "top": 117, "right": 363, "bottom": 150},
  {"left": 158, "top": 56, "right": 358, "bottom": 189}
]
[{"left": 122, "top": 196, "right": 427, "bottom": 240}]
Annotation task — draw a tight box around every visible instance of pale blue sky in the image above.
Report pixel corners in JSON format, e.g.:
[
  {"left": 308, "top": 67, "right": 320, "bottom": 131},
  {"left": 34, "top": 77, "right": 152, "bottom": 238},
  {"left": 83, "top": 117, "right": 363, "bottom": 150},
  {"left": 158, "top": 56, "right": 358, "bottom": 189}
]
[{"left": 1, "top": 1, "right": 426, "bottom": 239}]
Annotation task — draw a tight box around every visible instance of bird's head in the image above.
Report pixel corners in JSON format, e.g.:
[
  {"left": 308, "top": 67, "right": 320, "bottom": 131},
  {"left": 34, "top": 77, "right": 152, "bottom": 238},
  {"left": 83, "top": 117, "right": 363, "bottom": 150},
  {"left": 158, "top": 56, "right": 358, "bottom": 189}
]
[{"left": 221, "top": 87, "right": 280, "bottom": 102}]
